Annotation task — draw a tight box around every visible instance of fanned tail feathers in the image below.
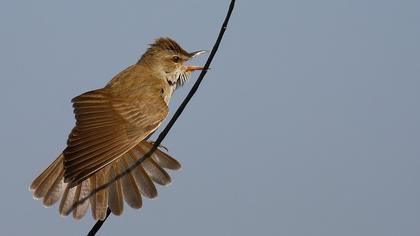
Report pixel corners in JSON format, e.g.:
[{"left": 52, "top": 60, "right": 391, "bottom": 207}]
[{"left": 29, "top": 142, "right": 180, "bottom": 220}]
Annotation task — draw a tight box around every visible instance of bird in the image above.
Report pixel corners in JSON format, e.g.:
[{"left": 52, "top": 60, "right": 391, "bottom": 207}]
[{"left": 29, "top": 37, "right": 206, "bottom": 220}]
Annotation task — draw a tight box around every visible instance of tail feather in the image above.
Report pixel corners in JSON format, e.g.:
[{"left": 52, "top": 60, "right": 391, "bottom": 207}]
[
  {"left": 30, "top": 155, "right": 63, "bottom": 192},
  {"left": 30, "top": 141, "right": 180, "bottom": 219},
  {"left": 120, "top": 157, "right": 142, "bottom": 209},
  {"left": 107, "top": 163, "right": 124, "bottom": 215},
  {"left": 127, "top": 150, "right": 157, "bottom": 198},
  {"left": 135, "top": 145, "right": 171, "bottom": 185},
  {"left": 142, "top": 142, "right": 181, "bottom": 170},
  {"left": 31, "top": 155, "right": 64, "bottom": 199},
  {"left": 142, "top": 159, "right": 171, "bottom": 185},
  {"left": 43, "top": 169, "right": 65, "bottom": 207},
  {"left": 90, "top": 170, "right": 109, "bottom": 220},
  {"left": 58, "top": 184, "right": 76, "bottom": 216},
  {"left": 72, "top": 181, "right": 90, "bottom": 219}
]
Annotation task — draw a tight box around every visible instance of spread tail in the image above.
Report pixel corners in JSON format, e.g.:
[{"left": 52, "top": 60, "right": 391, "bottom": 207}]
[{"left": 29, "top": 141, "right": 180, "bottom": 220}]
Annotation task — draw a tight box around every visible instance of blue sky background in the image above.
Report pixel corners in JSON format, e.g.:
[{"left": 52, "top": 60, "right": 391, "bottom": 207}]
[{"left": 1, "top": 1, "right": 419, "bottom": 235}]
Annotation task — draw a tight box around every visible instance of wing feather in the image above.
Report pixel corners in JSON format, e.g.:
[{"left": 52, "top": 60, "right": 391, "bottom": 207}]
[{"left": 63, "top": 86, "right": 168, "bottom": 186}]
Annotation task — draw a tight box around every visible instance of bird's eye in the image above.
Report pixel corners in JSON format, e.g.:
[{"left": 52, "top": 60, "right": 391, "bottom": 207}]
[{"left": 172, "top": 56, "right": 180, "bottom": 63}]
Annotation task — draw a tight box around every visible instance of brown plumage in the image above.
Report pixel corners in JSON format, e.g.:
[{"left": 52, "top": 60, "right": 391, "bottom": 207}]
[{"left": 29, "top": 38, "right": 204, "bottom": 220}]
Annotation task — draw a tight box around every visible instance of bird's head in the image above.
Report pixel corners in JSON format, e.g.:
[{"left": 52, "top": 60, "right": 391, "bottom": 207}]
[{"left": 139, "top": 37, "right": 206, "bottom": 88}]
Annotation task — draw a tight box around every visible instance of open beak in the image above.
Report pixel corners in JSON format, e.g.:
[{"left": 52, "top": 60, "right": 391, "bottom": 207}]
[
  {"left": 186, "top": 50, "right": 207, "bottom": 72},
  {"left": 185, "top": 65, "right": 205, "bottom": 72},
  {"left": 190, "top": 50, "right": 208, "bottom": 58}
]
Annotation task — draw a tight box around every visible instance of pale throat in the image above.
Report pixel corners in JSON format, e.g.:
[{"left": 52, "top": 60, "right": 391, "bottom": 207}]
[
  {"left": 156, "top": 65, "right": 190, "bottom": 105},
  {"left": 159, "top": 70, "right": 178, "bottom": 105}
]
